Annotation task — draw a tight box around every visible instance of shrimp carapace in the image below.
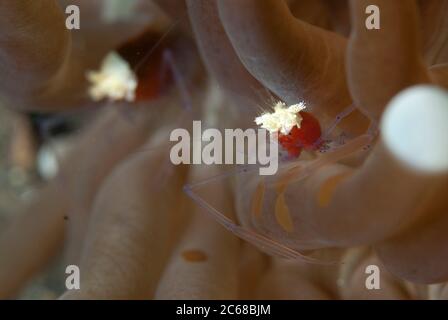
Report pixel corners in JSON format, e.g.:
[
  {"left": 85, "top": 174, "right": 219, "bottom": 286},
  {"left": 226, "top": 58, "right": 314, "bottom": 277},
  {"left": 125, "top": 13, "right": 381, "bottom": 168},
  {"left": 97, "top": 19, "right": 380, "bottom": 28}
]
[
  {"left": 255, "top": 102, "right": 322, "bottom": 158},
  {"left": 278, "top": 111, "right": 322, "bottom": 157},
  {"left": 117, "top": 29, "right": 174, "bottom": 101}
]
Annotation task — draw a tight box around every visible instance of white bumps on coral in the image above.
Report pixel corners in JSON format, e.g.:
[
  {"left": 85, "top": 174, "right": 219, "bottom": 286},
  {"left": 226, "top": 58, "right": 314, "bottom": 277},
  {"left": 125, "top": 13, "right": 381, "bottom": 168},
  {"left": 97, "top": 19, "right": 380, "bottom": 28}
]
[
  {"left": 255, "top": 102, "right": 306, "bottom": 135},
  {"left": 87, "top": 51, "right": 138, "bottom": 102}
]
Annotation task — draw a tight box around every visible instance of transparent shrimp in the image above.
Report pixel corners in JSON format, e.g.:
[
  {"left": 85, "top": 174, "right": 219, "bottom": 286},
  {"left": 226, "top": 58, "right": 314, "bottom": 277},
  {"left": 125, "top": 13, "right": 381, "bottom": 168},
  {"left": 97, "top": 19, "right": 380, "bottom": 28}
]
[
  {"left": 33, "top": 21, "right": 197, "bottom": 190},
  {"left": 184, "top": 89, "right": 378, "bottom": 264}
]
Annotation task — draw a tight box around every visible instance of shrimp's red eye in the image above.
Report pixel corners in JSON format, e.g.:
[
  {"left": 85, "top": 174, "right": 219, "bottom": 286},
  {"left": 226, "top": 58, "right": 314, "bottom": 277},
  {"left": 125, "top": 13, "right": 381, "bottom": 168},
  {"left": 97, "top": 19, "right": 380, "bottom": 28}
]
[{"left": 278, "top": 111, "right": 322, "bottom": 157}]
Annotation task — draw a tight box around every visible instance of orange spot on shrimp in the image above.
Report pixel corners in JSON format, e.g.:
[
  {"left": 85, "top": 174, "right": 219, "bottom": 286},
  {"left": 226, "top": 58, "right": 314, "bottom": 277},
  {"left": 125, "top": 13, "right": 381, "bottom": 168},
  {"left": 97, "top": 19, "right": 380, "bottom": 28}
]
[
  {"left": 275, "top": 194, "right": 294, "bottom": 233},
  {"left": 182, "top": 249, "right": 208, "bottom": 263},
  {"left": 317, "top": 172, "right": 351, "bottom": 207},
  {"left": 251, "top": 180, "right": 265, "bottom": 218},
  {"left": 274, "top": 161, "right": 305, "bottom": 192},
  {"left": 275, "top": 179, "right": 289, "bottom": 194}
]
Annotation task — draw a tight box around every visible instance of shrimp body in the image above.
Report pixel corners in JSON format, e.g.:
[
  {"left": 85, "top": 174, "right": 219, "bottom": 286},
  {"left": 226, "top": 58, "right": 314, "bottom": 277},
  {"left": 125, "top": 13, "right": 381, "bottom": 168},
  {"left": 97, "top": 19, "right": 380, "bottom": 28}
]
[
  {"left": 278, "top": 111, "right": 322, "bottom": 157},
  {"left": 254, "top": 102, "right": 322, "bottom": 158}
]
